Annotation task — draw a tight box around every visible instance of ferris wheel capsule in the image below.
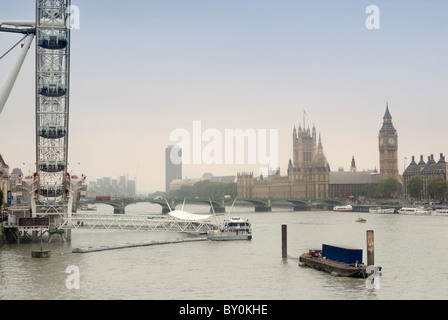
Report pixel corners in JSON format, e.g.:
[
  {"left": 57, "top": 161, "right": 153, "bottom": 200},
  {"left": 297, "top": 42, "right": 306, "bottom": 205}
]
[
  {"left": 38, "top": 124, "right": 67, "bottom": 139},
  {"left": 38, "top": 83, "right": 67, "bottom": 97},
  {"left": 38, "top": 34, "right": 68, "bottom": 50},
  {"left": 39, "top": 185, "right": 64, "bottom": 198},
  {"left": 39, "top": 160, "right": 66, "bottom": 173}
]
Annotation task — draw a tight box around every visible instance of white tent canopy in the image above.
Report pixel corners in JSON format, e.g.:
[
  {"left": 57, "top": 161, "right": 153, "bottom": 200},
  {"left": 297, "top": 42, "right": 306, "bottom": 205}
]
[{"left": 168, "top": 210, "right": 212, "bottom": 221}]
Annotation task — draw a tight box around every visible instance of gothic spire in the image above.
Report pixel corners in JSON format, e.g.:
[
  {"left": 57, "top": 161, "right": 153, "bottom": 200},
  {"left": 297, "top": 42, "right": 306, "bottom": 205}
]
[
  {"left": 380, "top": 102, "right": 396, "bottom": 132},
  {"left": 317, "top": 133, "right": 323, "bottom": 153}
]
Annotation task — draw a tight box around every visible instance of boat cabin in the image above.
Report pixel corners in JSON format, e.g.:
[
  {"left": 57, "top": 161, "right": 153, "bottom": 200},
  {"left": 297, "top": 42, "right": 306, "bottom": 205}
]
[{"left": 222, "top": 217, "right": 251, "bottom": 232}]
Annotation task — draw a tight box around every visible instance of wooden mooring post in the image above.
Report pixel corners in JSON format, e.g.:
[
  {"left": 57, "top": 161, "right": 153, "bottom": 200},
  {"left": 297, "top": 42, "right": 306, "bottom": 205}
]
[
  {"left": 367, "top": 230, "right": 374, "bottom": 266},
  {"left": 282, "top": 224, "right": 287, "bottom": 258}
]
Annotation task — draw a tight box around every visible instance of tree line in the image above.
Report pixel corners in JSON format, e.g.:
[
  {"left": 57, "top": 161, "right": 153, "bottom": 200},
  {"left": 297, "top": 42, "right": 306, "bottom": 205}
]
[
  {"left": 406, "top": 174, "right": 448, "bottom": 202},
  {"left": 365, "top": 175, "right": 448, "bottom": 201},
  {"left": 150, "top": 175, "right": 447, "bottom": 202},
  {"left": 152, "top": 180, "right": 237, "bottom": 199}
]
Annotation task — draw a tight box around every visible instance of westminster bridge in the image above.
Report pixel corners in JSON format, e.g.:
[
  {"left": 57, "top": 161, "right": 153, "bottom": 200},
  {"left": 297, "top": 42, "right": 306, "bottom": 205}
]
[{"left": 76, "top": 197, "right": 347, "bottom": 214}]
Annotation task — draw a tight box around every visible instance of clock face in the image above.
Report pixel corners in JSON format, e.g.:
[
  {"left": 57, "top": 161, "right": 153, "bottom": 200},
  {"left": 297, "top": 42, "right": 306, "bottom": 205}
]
[
  {"left": 379, "top": 138, "right": 383, "bottom": 145},
  {"left": 388, "top": 137, "right": 395, "bottom": 144}
]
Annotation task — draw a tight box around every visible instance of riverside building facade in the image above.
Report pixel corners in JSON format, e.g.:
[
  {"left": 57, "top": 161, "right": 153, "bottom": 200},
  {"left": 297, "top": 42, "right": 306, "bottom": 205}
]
[
  {"left": 403, "top": 153, "right": 447, "bottom": 200},
  {"left": 237, "top": 124, "right": 330, "bottom": 199},
  {"left": 0, "top": 154, "right": 10, "bottom": 204},
  {"left": 237, "top": 105, "right": 399, "bottom": 200}
]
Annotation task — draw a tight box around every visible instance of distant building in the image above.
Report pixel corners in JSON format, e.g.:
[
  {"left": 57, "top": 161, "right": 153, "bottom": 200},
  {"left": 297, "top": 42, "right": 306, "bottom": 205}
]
[
  {"left": 166, "top": 145, "right": 182, "bottom": 192},
  {"left": 403, "top": 153, "right": 447, "bottom": 199},
  {"left": 328, "top": 169, "right": 380, "bottom": 198},
  {"left": 10, "top": 168, "right": 23, "bottom": 187},
  {"left": 238, "top": 123, "right": 330, "bottom": 199},
  {"left": 127, "top": 179, "right": 136, "bottom": 196},
  {"left": 86, "top": 175, "right": 137, "bottom": 198},
  {"left": 237, "top": 105, "right": 396, "bottom": 200},
  {"left": 0, "top": 154, "right": 10, "bottom": 203}
]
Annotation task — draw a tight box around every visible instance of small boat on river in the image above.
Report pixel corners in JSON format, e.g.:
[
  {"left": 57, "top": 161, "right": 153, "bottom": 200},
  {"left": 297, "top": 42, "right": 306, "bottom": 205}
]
[
  {"left": 32, "top": 250, "right": 51, "bottom": 258},
  {"left": 433, "top": 209, "right": 448, "bottom": 216},
  {"left": 369, "top": 207, "right": 395, "bottom": 214},
  {"left": 207, "top": 217, "right": 252, "bottom": 241},
  {"left": 415, "top": 207, "right": 433, "bottom": 215},
  {"left": 333, "top": 205, "right": 353, "bottom": 212},
  {"left": 398, "top": 207, "right": 417, "bottom": 214},
  {"left": 207, "top": 198, "right": 252, "bottom": 241},
  {"left": 398, "top": 206, "right": 433, "bottom": 215}
]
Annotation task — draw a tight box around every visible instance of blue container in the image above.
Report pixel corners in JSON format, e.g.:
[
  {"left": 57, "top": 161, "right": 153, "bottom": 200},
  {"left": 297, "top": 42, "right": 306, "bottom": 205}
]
[{"left": 322, "top": 244, "right": 363, "bottom": 265}]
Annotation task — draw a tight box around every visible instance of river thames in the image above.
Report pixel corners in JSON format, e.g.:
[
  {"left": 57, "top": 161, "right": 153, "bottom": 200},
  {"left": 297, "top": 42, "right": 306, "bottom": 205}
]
[{"left": 1, "top": 203, "right": 448, "bottom": 300}]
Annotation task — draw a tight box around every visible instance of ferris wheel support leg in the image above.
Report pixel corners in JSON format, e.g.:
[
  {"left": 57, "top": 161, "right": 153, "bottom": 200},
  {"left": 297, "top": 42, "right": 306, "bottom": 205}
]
[
  {"left": 67, "top": 194, "right": 73, "bottom": 218},
  {"left": 30, "top": 196, "right": 37, "bottom": 218},
  {"left": 0, "top": 34, "right": 34, "bottom": 115}
]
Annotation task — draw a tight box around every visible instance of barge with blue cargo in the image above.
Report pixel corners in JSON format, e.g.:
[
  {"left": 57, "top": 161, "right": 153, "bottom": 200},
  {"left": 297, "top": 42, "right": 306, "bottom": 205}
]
[{"left": 299, "top": 244, "right": 374, "bottom": 278}]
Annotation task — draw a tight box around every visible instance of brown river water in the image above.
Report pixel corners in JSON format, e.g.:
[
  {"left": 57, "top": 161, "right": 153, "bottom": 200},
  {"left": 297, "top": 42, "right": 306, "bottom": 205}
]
[{"left": 1, "top": 203, "right": 448, "bottom": 300}]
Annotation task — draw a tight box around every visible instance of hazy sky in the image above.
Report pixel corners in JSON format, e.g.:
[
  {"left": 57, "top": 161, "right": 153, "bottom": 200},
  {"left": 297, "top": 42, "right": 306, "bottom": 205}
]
[{"left": 0, "top": 0, "right": 447, "bottom": 193}]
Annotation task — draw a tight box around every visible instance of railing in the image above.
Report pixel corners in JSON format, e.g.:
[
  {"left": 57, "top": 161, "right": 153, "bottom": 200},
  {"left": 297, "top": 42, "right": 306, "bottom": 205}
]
[{"left": 60, "top": 214, "right": 218, "bottom": 234}]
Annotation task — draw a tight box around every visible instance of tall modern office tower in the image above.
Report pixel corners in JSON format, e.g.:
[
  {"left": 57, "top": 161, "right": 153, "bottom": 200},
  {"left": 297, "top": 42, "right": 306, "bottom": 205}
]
[{"left": 165, "top": 145, "right": 182, "bottom": 192}]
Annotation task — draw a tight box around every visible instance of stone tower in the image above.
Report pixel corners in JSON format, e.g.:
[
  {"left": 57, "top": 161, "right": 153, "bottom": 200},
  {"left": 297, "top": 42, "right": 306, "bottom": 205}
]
[
  {"left": 350, "top": 156, "right": 357, "bottom": 172},
  {"left": 378, "top": 103, "right": 399, "bottom": 181}
]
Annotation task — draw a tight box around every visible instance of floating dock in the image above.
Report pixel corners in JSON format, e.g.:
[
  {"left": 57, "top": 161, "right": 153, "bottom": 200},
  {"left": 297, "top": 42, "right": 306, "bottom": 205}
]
[
  {"left": 299, "top": 245, "right": 367, "bottom": 278},
  {"left": 298, "top": 230, "right": 381, "bottom": 278},
  {"left": 72, "top": 237, "right": 208, "bottom": 253}
]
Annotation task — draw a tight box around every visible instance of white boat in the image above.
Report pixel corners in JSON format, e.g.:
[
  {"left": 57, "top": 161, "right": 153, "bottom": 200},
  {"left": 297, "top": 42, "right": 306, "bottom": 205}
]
[
  {"left": 433, "top": 209, "right": 448, "bottom": 216},
  {"left": 207, "top": 198, "right": 252, "bottom": 241},
  {"left": 369, "top": 207, "right": 395, "bottom": 214},
  {"left": 333, "top": 205, "right": 353, "bottom": 212},
  {"left": 398, "top": 207, "right": 417, "bottom": 214},
  {"left": 398, "top": 207, "right": 433, "bottom": 215},
  {"left": 207, "top": 217, "right": 252, "bottom": 241},
  {"left": 415, "top": 207, "right": 433, "bottom": 215}
]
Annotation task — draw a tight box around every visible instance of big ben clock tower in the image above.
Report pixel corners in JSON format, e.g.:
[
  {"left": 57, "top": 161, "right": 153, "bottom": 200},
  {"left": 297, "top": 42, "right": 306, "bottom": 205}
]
[{"left": 379, "top": 103, "right": 399, "bottom": 181}]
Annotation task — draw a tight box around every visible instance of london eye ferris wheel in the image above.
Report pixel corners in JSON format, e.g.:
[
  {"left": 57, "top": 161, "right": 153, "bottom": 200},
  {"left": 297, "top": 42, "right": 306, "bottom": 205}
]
[{"left": 0, "top": 0, "right": 77, "bottom": 215}]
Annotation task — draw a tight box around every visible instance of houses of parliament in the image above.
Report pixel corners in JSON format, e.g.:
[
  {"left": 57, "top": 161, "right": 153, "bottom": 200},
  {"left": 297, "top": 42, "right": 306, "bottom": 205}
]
[{"left": 237, "top": 104, "right": 437, "bottom": 200}]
